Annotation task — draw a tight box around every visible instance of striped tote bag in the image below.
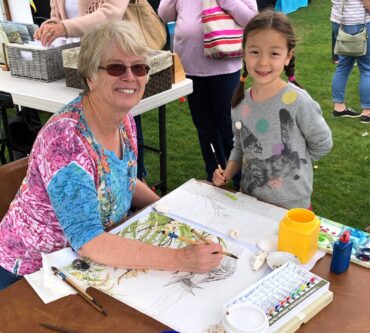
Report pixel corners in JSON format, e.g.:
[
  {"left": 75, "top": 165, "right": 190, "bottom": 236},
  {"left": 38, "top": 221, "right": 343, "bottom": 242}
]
[{"left": 202, "top": 0, "right": 244, "bottom": 59}]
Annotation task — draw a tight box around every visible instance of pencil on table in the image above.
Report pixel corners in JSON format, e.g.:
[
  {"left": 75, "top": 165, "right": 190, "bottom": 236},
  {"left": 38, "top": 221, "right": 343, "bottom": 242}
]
[
  {"left": 51, "top": 266, "right": 107, "bottom": 316},
  {"left": 40, "top": 322, "right": 79, "bottom": 333}
]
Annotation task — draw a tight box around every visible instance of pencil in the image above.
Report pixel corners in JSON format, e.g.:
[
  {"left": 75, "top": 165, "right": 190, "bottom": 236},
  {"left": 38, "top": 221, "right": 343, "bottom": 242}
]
[
  {"left": 190, "top": 229, "right": 239, "bottom": 259},
  {"left": 40, "top": 322, "right": 79, "bottom": 333},
  {"left": 210, "top": 143, "right": 224, "bottom": 174},
  {"left": 51, "top": 266, "right": 107, "bottom": 316},
  {"left": 163, "top": 230, "right": 238, "bottom": 260}
]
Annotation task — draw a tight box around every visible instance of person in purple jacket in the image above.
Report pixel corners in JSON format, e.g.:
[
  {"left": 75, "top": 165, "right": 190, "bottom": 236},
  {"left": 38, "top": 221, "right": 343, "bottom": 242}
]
[{"left": 158, "top": 0, "right": 258, "bottom": 187}]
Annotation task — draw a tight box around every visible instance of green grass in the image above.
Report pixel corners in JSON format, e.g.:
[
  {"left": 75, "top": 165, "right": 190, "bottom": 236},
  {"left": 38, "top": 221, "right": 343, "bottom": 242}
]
[
  {"left": 5, "top": 1, "right": 367, "bottom": 230},
  {"left": 142, "top": 0, "right": 370, "bottom": 230}
]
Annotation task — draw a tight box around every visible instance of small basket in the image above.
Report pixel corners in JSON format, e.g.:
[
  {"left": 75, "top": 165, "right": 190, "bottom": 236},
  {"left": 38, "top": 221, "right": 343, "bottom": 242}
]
[
  {"left": 143, "top": 50, "right": 173, "bottom": 99},
  {"left": 62, "top": 47, "right": 83, "bottom": 89},
  {"left": 6, "top": 42, "right": 79, "bottom": 82},
  {"left": 143, "top": 66, "right": 172, "bottom": 99},
  {"left": 64, "top": 67, "right": 83, "bottom": 89}
]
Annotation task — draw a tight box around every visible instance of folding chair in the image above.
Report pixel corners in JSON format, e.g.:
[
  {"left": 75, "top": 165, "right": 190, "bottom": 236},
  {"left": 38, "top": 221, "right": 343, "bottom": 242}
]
[{"left": 0, "top": 157, "right": 28, "bottom": 220}]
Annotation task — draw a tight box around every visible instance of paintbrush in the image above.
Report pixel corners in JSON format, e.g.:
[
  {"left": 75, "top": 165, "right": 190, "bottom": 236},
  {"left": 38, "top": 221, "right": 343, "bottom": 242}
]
[
  {"left": 190, "top": 229, "right": 239, "bottom": 259},
  {"left": 163, "top": 230, "right": 238, "bottom": 259},
  {"left": 210, "top": 143, "right": 224, "bottom": 174},
  {"left": 51, "top": 266, "right": 107, "bottom": 316}
]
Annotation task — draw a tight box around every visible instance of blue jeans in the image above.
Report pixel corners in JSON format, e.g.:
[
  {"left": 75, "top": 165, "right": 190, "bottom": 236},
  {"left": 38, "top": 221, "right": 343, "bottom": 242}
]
[
  {"left": 332, "top": 22, "right": 370, "bottom": 109},
  {"left": 187, "top": 71, "right": 240, "bottom": 187},
  {"left": 0, "top": 265, "right": 22, "bottom": 290}
]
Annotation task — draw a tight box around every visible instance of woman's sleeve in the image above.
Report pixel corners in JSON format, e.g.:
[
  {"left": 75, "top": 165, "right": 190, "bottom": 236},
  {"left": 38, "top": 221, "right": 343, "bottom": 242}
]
[
  {"left": 218, "top": 0, "right": 258, "bottom": 26},
  {"left": 158, "top": 0, "right": 178, "bottom": 23},
  {"left": 63, "top": 0, "right": 129, "bottom": 37},
  {"left": 35, "top": 121, "right": 104, "bottom": 251},
  {"left": 47, "top": 162, "right": 104, "bottom": 251}
]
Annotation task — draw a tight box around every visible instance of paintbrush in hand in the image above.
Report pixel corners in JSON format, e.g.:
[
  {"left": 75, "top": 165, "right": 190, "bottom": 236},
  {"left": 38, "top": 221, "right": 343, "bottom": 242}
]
[
  {"left": 191, "top": 229, "right": 239, "bottom": 259},
  {"left": 162, "top": 230, "right": 238, "bottom": 259}
]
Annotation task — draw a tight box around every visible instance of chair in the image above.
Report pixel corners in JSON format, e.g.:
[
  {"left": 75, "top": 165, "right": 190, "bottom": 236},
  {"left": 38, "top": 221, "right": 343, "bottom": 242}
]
[
  {"left": 0, "top": 157, "right": 28, "bottom": 220},
  {"left": 0, "top": 92, "right": 15, "bottom": 164}
]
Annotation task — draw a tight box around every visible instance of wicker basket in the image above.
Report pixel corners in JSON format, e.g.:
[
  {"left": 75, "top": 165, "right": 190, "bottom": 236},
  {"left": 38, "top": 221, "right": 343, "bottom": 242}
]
[
  {"left": 62, "top": 48, "right": 173, "bottom": 97},
  {"left": 6, "top": 42, "right": 79, "bottom": 82},
  {"left": 64, "top": 67, "right": 83, "bottom": 89},
  {"left": 143, "top": 66, "right": 172, "bottom": 98},
  {"left": 144, "top": 50, "right": 173, "bottom": 98},
  {"left": 62, "top": 47, "right": 83, "bottom": 89}
]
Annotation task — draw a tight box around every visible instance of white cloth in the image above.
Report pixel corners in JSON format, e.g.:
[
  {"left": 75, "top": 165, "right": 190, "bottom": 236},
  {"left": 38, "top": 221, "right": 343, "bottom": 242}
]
[{"left": 24, "top": 248, "right": 78, "bottom": 304}]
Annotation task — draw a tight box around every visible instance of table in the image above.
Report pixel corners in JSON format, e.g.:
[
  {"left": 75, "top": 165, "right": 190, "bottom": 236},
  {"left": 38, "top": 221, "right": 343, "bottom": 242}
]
[
  {"left": 0, "top": 254, "right": 368, "bottom": 333},
  {"left": 0, "top": 71, "right": 193, "bottom": 193}
]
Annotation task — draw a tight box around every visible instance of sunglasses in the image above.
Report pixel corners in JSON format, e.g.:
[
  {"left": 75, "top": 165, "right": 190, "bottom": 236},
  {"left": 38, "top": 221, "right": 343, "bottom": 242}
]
[{"left": 98, "top": 63, "right": 150, "bottom": 77}]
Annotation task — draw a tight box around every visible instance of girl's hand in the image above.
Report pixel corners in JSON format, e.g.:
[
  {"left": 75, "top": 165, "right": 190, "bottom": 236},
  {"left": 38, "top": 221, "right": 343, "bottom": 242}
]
[
  {"left": 177, "top": 242, "right": 223, "bottom": 273},
  {"left": 34, "top": 23, "right": 67, "bottom": 47},
  {"left": 212, "top": 168, "right": 227, "bottom": 186}
]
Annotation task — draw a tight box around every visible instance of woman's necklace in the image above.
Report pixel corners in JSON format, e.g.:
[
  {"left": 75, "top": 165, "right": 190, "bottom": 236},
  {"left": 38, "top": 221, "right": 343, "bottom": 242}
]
[{"left": 84, "top": 95, "right": 123, "bottom": 158}]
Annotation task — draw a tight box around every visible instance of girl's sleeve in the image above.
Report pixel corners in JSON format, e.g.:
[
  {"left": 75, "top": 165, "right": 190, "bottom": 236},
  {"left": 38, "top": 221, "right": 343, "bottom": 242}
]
[
  {"left": 63, "top": 0, "right": 129, "bottom": 37},
  {"left": 296, "top": 97, "right": 333, "bottom": 161},
  {"left": 158, "top": 0, "right": 178, "bottom": 23},
  {"left": 35, "top": 121, "right": 104, "bottom": 251},
  {"left": 218, "top": 0, "right": 258, "bottom": 26},
  {"left": 228, "top": 110, "right": 244, "bottom": 164}
]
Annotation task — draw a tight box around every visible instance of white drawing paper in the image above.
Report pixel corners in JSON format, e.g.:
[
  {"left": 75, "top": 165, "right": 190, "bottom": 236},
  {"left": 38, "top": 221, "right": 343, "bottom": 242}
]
[
  {"left": 158, "top": 179, "right": 286, "bottom": 247},
  {"left": 57, "top": 211, "right": 267, "bottom": 333}
]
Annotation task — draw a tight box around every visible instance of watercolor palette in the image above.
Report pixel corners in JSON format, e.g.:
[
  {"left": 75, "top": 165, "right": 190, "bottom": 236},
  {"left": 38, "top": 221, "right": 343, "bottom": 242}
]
[
  {"left": 223, "top": 262, "right": 331, "bottom": 332},
  {"left": 318, "top": 216, "right": 370, "bottom": 269}
]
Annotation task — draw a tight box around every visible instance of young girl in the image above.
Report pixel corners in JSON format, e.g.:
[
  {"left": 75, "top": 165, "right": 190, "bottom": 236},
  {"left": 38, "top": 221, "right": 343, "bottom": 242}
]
[{"left": 212, "top": 10, "right": 333, "bottom": 209}]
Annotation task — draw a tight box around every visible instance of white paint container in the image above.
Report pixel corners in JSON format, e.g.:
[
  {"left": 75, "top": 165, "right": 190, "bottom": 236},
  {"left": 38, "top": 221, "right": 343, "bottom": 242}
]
[{"left": 222, "top": 303, "right": 269, "bottom": 333}]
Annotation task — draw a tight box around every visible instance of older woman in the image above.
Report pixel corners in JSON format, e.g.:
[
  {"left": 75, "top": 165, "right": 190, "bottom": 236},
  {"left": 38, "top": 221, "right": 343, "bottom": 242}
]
[{"left": 0, "top": 21, "right": 222, "bottom": 290}]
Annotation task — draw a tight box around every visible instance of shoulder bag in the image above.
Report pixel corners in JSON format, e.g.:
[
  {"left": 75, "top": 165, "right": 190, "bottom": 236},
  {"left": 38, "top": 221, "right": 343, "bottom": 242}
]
[
  {"left": 334, "top": 0, "right": 368, "bottom": 57},
  {"left": 202, "top": 0, "right": 244, "bottom": 59},
  {"left": 124, "top": 0, "right": 167, "bottom": 50}
]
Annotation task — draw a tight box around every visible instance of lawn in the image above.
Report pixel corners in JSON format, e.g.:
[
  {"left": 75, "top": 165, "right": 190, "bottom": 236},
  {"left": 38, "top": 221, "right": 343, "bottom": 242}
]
[{"left": 141, "top": 0, "right": 370, "bottom": 230}]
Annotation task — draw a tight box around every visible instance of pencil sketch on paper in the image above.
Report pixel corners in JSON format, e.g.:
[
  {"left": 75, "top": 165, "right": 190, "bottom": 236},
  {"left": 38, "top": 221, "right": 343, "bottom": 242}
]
[
  {"left": 164, "top": 248, "right": 240, "bottom": 295},
  {"left": 63, "top": 212, "right": 239, "bottom": 294},
  {"left": 159, "top": 179, "right": 282, "bottom": 246},
  {"left": 59, "top": 210, "right": 263, "bottom": 333}
]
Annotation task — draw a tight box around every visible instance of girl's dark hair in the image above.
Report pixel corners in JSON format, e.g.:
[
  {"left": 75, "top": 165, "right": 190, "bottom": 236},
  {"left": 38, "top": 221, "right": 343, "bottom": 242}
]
[{"left": 231, "top": 10, "right": 301, "bottom": 108}]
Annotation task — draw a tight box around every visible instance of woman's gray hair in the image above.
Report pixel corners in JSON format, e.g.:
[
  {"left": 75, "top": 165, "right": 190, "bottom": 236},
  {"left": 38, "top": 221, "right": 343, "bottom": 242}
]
[{"left": 78, "top": 20, "right": 151, "bottom": 93}]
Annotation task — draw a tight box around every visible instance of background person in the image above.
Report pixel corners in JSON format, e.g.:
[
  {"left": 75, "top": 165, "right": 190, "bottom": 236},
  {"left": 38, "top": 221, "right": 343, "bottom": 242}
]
[
  {"left": 331, "top": 0, "right": 370, "bottom": 123},
  {"left": 212, "top": 10, "right": 333, "bottom": 209},
  {"left": 158, "top": 0, "right": 258, "bottom": 187},
  {"left": 11, "top": 1, "right": 129, "bottom": 161},
  {"left": 34, "top": 0, "right": 128, "bottom": 46},
  {"left": 0, "top": 22, "right": 222, "bottom": 291}
]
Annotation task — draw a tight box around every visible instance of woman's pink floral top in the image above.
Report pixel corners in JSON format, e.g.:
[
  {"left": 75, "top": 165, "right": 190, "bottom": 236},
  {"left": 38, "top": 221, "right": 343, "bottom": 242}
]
[{"left": 0, "top": 96, "right": 137, "bottom": 275}]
